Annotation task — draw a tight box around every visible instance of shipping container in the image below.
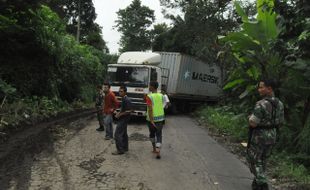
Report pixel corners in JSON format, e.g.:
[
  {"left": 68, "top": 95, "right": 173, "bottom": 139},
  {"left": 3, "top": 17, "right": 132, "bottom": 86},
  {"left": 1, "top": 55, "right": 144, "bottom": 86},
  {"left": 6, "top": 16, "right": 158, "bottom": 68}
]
[{"left": 159, "top": 52, "right": 222, "bottom": 101}]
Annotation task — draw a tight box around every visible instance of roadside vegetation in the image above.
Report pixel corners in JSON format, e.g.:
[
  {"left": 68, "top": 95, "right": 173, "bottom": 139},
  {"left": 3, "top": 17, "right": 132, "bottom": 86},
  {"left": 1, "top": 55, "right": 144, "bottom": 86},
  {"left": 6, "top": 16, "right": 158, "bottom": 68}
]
[
  {"left": 196, "top": 106, "right": 310, "bottom": 189},
  {"left": 197, "top": 105, "right": 310, "bottom": 187},
  {"left": 195, "top": 0, "right": 310, "bottom": 188},
  {"left": 0, "top": 1, "right": 117, "bottom": 133}
]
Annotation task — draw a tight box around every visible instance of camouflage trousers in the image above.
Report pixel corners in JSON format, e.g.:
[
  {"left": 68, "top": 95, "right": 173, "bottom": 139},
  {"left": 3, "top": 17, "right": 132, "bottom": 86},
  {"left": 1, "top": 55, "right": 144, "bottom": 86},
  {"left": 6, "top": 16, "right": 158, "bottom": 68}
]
[
  {"left": 247, "top": 142, "right": 274, "bottom": 185},
  {"left": 96, "top": 108, "right": 104, "bottom": 127}
]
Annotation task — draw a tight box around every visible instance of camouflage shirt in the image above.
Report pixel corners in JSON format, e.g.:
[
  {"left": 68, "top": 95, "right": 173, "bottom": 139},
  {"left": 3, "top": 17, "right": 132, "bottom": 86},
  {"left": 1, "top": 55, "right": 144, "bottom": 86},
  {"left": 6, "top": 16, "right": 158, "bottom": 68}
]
[
  {"left": 95, "top": 91, "right": 104, "bottom": 109},
  {"left": 249, "top": 95, "right": 285, "bottom": 145}
]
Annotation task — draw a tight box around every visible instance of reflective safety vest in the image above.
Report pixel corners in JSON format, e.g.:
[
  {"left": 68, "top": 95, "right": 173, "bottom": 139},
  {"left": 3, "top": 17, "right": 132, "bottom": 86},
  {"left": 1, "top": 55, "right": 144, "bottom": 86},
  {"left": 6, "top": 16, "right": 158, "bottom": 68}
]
[{"left": 146, "top": 93, "right": 165, "bottom": 122}]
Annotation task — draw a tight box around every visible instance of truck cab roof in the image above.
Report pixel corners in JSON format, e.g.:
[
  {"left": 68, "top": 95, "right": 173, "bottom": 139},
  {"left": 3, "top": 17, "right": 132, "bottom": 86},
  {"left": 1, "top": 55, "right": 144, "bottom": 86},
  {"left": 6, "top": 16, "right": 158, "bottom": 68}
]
[{"left": 117, "top": 52, "right": 161, "bottom": 65}]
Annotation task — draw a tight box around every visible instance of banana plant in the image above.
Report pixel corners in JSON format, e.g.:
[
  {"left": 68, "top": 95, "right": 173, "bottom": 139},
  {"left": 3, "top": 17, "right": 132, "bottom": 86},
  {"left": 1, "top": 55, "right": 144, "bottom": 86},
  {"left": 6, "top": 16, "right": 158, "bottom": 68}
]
[{"left": 219, "top": 0, "right": 283, "bottom": 98}]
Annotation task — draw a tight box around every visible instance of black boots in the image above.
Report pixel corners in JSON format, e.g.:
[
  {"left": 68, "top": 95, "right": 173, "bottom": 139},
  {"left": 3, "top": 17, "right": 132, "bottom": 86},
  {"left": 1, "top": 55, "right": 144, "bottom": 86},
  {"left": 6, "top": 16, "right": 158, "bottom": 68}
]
[
  {"left": 252, "top": 180, "right": 269, "bottom": 190},
  {"left": 96, "top": 125, "right": 105, "bottom": 131}
]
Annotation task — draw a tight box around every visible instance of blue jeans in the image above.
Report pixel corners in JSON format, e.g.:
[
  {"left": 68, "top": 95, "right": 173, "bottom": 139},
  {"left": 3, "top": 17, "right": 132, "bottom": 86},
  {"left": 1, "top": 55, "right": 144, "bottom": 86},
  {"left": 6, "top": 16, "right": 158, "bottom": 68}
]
[
  {"left": 104, "top": 114, "right": 113, "bottom": 138},
  {"left": 147, "top": 121, "right": 164, "bottom": 148}
]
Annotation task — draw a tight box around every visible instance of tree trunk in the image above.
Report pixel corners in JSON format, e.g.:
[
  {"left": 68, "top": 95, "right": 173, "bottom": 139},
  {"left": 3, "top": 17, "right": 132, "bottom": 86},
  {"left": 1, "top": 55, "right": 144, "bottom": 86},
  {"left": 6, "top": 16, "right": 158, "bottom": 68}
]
[
  {"left": 76, "top": 0, "right": 81, "bottom": 43},
  {"left": 302, "top": 96, "right": 310, "bottom": 128}
]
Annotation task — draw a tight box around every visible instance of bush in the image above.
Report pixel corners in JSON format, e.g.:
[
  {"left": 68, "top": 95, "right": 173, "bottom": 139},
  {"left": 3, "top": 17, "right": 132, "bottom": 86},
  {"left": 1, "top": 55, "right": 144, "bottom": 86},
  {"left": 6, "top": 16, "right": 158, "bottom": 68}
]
[
  {"left": 197, "top": 105, "right": 248, "bottom": 141},
  {"left": 271, "top": 152, "right": 310, "bottom": 184},
  {"left": 0, "top": 96, "right": 74, "bottom": 131}
]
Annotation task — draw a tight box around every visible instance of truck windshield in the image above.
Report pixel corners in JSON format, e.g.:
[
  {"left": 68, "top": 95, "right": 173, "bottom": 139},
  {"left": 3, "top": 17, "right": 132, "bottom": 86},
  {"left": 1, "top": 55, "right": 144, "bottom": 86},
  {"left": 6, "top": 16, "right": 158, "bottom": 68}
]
[{"left": 107, "top": 66, "right": 149, "bottom": 87}]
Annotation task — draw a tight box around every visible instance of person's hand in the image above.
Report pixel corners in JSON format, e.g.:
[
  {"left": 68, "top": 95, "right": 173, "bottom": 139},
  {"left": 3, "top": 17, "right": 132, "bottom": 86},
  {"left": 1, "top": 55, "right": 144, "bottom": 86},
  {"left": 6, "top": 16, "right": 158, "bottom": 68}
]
[
  {"left": 249, "top": 121, "right": 257, "bottom": 128},
  {"left": 115, "top": 113, "right": 120, "bottom": 119},
  {"left": 151, "top": 121, "right": 156, "bottom": 128}
]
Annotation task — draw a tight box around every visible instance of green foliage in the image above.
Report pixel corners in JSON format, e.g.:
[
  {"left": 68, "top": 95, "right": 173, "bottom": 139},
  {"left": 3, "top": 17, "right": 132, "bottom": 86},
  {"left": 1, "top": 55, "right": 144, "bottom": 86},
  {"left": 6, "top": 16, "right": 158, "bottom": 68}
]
[
  {"left": 156, "top": 0, "right": 243, "bottom": 62},
  {"left": 98, "top": 52, "right": 119, "bottom": 66},
  {"left": 0, "top": 14, "right": 18, "bottom": 30},
  {"left": 150, "top": 23, "right": 169, "bottom": 44},
  {"left": 1, "top": 4, "right": 106, "bottom": 102},
  {"left": 0, "top": 79, "right": 16, "bottom": 96},
  {"left": 197, "top": 106, "right": 248, "bottom": 141},
  {"left": 220, "top": 0, "right": 310, "bottom": 158},
  {"left": 115, "top": 0, "right": 155, "bottom": 52},
  {"left": 270, "top": 152, "right": 310, "bottom": 184},
  {"left": 30, "top": 5, "right": 66, "bottom": 56},
  {"left": 85, "top": 24, "right": 108, "bottom": 51},
  {"left": 223, "top": 79, "right": 245, "bottom": 90},
  {"left": 296, "top": 118, "right": 310, "bottom": 154},
  {"left": 0, "top": 96, "right": 73, "bottom": 130},
  {"left": 274, "top": 1, "right": 310, "bottom": 154},
  {"left": 220, "top": 0, "right": 282, "bottom": 98},
  {"left": 55, "top": 38, "right": 105, "bottom": 102},
  {"left": 197, "top": 105, "right": 310, "bottom": 184},
  {"left": 48, "top": 0, "right": 108, "bottom": 50},
  {"left": 0, "top": 2, "right": 108, "bottom": 130}
]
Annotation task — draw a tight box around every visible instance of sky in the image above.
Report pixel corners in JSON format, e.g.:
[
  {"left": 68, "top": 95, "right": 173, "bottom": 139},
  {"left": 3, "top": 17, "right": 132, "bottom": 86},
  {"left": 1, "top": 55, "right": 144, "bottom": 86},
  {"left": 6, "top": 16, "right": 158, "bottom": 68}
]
[{"left": 92, "top": 0, "right": 172, "bottom": 54}]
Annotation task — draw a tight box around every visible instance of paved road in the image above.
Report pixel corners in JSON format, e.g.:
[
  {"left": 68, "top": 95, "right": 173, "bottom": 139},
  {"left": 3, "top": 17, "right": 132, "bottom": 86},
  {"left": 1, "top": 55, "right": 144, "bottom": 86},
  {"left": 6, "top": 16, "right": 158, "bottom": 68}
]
[{"left": 3, "top": 115, "right": 253, "bottom": 190}]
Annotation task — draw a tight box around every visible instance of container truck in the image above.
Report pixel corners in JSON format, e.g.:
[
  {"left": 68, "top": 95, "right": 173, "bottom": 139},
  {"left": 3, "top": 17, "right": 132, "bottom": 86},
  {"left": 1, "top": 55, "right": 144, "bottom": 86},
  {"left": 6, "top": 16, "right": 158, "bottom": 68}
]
[{"left": 106, "top": 51, "right": 222, "bottom": 116}]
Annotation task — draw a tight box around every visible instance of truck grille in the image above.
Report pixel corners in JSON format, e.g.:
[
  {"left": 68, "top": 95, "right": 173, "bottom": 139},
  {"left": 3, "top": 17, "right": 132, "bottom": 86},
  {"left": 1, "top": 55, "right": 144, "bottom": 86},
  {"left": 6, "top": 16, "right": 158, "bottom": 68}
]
[{"left": 113, "top": 91, "right": 146, "bottom": 105}]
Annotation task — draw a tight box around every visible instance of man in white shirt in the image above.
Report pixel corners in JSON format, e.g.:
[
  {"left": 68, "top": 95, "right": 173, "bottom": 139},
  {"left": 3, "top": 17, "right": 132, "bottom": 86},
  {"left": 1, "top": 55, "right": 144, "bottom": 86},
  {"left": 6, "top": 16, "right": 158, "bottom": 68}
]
[{"left": 161, "top": 87, "right": 171, "bottom": 126}]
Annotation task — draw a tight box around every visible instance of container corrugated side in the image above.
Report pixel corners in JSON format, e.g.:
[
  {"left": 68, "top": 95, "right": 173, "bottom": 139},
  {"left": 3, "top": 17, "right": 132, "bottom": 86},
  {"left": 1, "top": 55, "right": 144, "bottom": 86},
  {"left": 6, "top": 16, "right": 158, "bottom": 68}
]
[
  {"left": 159, "top": 52, "right": 222, "bottom": 99},
  {"left": 158, "top": 52, "right": 182, "bottom": 94}
]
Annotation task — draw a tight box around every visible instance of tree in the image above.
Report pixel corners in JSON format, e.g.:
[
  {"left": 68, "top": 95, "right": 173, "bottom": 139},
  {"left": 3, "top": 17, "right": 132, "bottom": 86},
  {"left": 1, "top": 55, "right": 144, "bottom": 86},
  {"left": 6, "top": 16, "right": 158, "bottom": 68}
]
[
  {"left": 115, "top": 0, "right": 155, "bottom": 52},
  {"left": 85, "top": 23, "right": 108, "bottom": 52},
  {"left": 220, "top": 0, "right": 281, "bottom": 92},
  {"left": 272, "top": 0, "right": 310, "bottom": 154},
  {"left": 150, "top": 23, "right": 169, "bottom": 42},
  {"left": 156, "top": 0, "right": 244, "bottom": 61},
  {"left": 150, "top": 23, "right": 170, "bottom": 50},
  {"left": 47, "top": 0, "right": 108, "bottom": 51},
  {"left": 0, "top": 2, "right": 106, "bottom": 102},
  {"left": 62, "top": 0, "right": 96, "bottom": 41}
]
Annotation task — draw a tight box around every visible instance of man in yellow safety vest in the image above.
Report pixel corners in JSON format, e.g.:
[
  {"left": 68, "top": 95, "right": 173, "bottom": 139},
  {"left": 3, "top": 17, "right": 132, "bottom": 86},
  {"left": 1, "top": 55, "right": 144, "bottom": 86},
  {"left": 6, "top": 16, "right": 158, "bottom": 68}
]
[{"left": 145, "top": 81, "right": 165, "bottom": 159}]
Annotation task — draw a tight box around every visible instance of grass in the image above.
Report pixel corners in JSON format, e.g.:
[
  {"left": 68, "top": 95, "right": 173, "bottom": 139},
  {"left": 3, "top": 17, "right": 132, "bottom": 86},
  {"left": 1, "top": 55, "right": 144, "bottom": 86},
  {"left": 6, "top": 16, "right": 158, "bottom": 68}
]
[
  {"left": 270, "top": 152, "right": 310, "bottom": 184},
  {"left": 197, "top": 105, "right": 248, "bottom": 141}
]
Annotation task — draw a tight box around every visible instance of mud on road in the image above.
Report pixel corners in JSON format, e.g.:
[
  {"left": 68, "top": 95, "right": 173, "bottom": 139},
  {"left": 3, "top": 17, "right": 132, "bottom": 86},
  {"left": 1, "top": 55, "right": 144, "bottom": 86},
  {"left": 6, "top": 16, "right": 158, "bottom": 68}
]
[{"left": 0, "top": 116, "right": 154, "bottom": 190}]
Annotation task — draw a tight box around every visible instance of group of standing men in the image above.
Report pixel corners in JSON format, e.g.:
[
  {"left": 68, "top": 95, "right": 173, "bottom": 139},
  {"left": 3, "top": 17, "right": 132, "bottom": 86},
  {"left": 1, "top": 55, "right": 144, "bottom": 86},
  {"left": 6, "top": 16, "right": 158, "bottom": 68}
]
[
  {"left": 95, "top": 81, "right": 168, "bottom": 159},
  {"left": 95, "top": 83, "right": 132, "bottom": 155},
  {"left": 96, "top": 79, "right": 284, "bottom": 189}
]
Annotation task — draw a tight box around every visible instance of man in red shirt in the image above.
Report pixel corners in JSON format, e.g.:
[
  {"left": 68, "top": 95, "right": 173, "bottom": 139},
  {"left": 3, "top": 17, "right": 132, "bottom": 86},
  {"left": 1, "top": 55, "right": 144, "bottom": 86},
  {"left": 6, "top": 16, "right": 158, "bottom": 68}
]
[{"left": 103, "top": 82, "right": 119, "bottom": 140}]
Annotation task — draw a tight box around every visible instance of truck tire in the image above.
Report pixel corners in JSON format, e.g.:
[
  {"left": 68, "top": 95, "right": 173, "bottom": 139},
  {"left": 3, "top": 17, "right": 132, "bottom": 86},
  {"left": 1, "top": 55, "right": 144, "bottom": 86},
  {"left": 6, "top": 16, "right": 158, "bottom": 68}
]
[{"left": 170, "top": 102, "right": 178, "bottom": 115}]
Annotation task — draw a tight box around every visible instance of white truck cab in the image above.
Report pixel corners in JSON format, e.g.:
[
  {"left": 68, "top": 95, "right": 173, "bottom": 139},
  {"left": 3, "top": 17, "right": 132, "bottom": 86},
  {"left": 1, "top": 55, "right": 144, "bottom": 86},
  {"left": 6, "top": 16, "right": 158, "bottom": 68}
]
[{"left": 106, "top": 52, "right": 162, "bottom": 116}]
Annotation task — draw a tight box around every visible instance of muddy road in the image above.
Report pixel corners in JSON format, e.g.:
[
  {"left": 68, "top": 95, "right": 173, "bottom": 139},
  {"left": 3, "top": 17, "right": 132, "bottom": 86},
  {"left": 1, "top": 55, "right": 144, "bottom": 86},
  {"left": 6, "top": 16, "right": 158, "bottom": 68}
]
[{"left": 0, "top": 115, "right": 253, "bottom": 190}]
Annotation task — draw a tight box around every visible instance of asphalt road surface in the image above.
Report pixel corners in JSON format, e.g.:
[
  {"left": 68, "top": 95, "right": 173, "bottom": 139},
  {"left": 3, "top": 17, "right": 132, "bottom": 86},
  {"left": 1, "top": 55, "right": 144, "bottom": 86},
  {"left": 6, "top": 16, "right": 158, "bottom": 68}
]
[{"left": 3, "top": 115, "right": 253, "bottom": 190}]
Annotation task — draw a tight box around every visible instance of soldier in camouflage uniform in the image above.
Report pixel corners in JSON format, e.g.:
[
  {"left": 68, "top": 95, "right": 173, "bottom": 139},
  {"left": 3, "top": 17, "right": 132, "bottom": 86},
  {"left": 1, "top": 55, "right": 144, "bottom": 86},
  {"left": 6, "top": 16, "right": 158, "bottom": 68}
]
[
  {"left": 95, "top": 85, "right": 105, "bottom": 131},
  {"left": 247, "top": 79, "right": 284, "bottom": 190}
]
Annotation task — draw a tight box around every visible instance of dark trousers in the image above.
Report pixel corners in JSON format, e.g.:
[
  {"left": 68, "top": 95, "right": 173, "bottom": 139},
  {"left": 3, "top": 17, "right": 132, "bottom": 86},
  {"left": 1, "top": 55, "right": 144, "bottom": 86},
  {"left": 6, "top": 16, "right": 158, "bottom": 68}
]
[
  {"left": 114, "top": 118, "right": 129, "bottom": 153},
  {"left": 96, "top": 108, "right": 104, "bottom": 127},
  {"left": 147, "top": 121, "right": 164, "bottom": 148}
]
